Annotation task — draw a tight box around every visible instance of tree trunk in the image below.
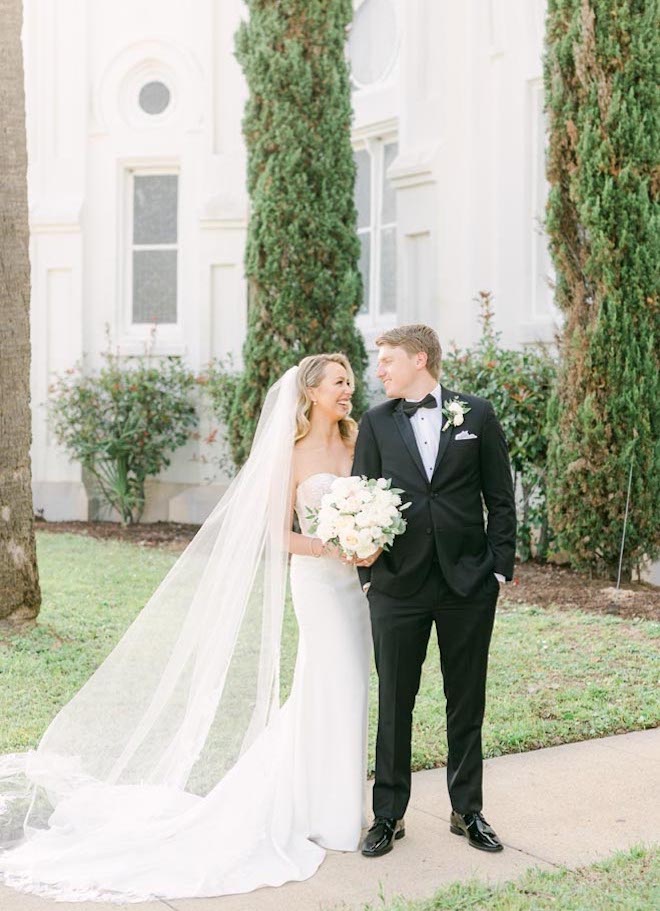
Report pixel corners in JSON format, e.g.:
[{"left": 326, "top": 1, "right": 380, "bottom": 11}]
[{"left": 0, "top": 0, "right": 41, "bottom": 620}]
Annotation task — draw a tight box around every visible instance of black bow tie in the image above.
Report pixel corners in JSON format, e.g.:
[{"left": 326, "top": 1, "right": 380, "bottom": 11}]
[{"left": 401, "top": 393, "right": 438, "bottom": 418}]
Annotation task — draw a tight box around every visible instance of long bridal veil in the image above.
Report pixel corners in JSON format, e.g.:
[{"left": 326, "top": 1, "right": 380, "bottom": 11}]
[{"left": 0, "top": 366, "right": 299, "bottom": 896}]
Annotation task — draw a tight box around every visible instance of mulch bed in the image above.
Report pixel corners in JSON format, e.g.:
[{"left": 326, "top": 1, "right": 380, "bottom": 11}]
[
  {"left": 505, "top": 560, "right": 659, "bottom": 622},
  {"left": 36, "top": 519, "right": 200, "bottom": 552},
  {"left": 36, "top": 519, "right": 660, "bottom": 622}
]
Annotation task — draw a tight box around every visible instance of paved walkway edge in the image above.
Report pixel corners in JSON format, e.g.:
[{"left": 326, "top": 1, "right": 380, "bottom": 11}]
[{"left": 1, "top": 729, "right": 658, "bottom": 911}]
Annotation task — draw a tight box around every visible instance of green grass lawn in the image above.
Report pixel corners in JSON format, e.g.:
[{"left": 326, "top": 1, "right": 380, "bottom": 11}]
[
  {"left": 1, "top": 532, "right": 658, "bottom": 769},
  {"left": 353, "top": 845, "right": 658, "bottom": 911}
]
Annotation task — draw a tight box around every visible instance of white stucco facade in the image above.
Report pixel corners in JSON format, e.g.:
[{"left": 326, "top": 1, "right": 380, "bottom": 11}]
[{"left": 24, "top": 0, "right": 559, "bottom": 524}]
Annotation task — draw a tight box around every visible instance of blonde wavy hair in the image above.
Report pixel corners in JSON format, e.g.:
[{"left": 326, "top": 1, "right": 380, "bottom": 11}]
[{"left": 294, "top": 353, "right": 357, "bottom": 443}]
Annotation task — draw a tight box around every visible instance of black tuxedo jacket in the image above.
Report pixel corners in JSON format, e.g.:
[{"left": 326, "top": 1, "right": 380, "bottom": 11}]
[{"left": 352, "top": 388, "right": 516, "bottom": 600}]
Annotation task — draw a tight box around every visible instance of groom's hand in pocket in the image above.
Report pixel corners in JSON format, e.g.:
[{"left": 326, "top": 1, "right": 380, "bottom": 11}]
[{"left": 356, "top": 547, "right": 383, "bottom": 568}]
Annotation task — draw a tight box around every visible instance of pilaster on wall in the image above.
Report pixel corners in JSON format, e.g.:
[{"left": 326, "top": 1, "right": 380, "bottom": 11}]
[
  {"left": 25, "top": 0, "right": 88, "bottom": 520},
  {"left": 390, "top": 0, "right": 440, "bottom": 335}
]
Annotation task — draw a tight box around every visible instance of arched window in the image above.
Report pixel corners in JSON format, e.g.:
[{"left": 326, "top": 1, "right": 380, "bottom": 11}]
[{"left": 348, "top": 0, "right": 399, "bottom": 89}]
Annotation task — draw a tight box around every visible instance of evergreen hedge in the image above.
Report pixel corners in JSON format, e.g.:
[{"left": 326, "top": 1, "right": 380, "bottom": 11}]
[
  {"left": 544, "top": 0, "right": 659, "bottom": 577},
  {"left": 231, "top": 0, "right": 367, "bottom": 466}
]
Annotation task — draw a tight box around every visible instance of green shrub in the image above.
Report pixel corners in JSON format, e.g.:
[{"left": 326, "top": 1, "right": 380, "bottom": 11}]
[
  {"left": 49, "top": 350, "right": 198, "bottom": 524},
  {"left": 442, "top": 292, "right": 557, "bottom": 561},
  {"left": 197, "top": 356, "right": 241, "bottom": 479}
]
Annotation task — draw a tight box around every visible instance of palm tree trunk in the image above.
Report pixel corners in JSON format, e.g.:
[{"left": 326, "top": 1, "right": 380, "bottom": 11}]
[{"left": 0, "top": 0, "right": 41, "bottom": 621}]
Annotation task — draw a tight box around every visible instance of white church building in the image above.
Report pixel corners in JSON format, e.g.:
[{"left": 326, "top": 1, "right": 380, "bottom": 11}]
[{"left": 24, "top": 0, "right": 558, "bottom": 524}]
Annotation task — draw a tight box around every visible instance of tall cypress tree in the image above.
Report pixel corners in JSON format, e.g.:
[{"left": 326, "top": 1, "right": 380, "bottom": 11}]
[
  {"left": 231, "top": 0, "right": 367, "bottom": 465},
  {"left": 544, "top": 0, "right": 659, "bottom": 577}
]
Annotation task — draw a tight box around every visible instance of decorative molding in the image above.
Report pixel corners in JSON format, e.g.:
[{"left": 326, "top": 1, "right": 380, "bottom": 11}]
[
  {"left": 352, "top": 117, "right": 398, "bottom": 145},
  {"left": 387, "top": 144, "right": 441, "bottom": 190},
  {"left": 93, "top": 39, "right": 205, "bottom": 135},
  {"left": 29, "top": 197, "right": 83, "bottom": 232},
  {"left": 112, "top": 338, "right": 189, "bottom": 358},
  {"left": 199, "top": 192, "right": 248, "bottom": 226},
  {"left": 488, "top": 0, "right": 507, "bottom": 58}
]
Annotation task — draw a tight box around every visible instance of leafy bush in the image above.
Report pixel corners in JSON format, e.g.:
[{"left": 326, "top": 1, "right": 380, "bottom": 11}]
[
  {"left": 441, "top": 292, "right": 557, "bottom": 561},
  {"left": 49, "top": 350, "right": 198, "bottom": 524},
  {"left": 196, "top": 357, "right": 241, "bottom": 479}
]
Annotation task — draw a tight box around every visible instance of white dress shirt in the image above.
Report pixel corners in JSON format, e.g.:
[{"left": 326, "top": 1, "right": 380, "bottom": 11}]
[{"left": 405, "top": 384, "right": 443, "bottom": 482}]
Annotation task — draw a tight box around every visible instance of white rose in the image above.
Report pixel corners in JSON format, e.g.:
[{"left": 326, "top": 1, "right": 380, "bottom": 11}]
[
  {"left": 453, "top": 412, "right": 464, "bottom": 426},
  {"left": 373, "top": 489, "right": 391, "bottom": 508},
  {"left": 376, "top": 478, "right": 389, "bottom": 489},
  {"left": 447, "top": 401, "right": 463, "bottom": 414},
  {"left": 332, "top": 476, "right": 362, "bottom": 498},
  {"left": 320, "top": 505, "right": 340, "bottom": 526},
  {"left": 357, "top": 527, "right": 375, "bottom": 543},
  {"left": 355, "top": 529, "right": 378, "bottom": 560},
  {"left": 373, "top": 510, "right": 393, "bottom": 528},
  {"left": 356, "top": 544, "right": 377, "bottom": 560},
  {"left": 343, "top": 495, "right": 362, "bottom": 513},
  {"left": 334, "top": 514, "right": 356, "bottom": 534},
  {"left": 354, "top": 510, "right": 374, "bottom": 529},
  {"left": 338, "top": 529, "right": 360, "bottom": 553}
]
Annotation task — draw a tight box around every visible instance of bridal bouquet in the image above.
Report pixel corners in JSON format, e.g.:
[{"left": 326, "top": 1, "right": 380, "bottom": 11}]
[{"left": 307, "top": 476, "right": 410, "bottom": 560}]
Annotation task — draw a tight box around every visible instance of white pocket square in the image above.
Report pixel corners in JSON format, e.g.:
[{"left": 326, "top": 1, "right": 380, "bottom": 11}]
[{"left": 455, "top": 430, "right": 478, "bottom": 440}]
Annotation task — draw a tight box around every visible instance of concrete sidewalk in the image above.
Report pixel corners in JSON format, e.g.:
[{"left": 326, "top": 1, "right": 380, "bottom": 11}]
[{"left": 1, "top": 729, "right": 658, "bottom": 911}]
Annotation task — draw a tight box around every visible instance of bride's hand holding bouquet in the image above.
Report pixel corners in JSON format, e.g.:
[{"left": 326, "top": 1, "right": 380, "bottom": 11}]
[{"left": 307, "top": 476, "right": 410, "bottom": 566}]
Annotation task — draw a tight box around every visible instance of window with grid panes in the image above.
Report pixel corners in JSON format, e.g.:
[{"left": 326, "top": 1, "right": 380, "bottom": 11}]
[
  {"left": 129, "top": 172, "right": 179, "bottom": 325},
  {"left": 354, "top": 138, "right": 398, "bottom": 321}
]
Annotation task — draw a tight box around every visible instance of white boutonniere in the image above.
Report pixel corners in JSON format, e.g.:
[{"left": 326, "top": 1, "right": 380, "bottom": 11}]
[{"left": 441, "top": 397, "right": 471, "bottom": 431}]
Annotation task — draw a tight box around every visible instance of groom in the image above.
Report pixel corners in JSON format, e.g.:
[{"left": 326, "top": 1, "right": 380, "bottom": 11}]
[{"left": 352, "top": 324, "right": 516, "bottom": 857}]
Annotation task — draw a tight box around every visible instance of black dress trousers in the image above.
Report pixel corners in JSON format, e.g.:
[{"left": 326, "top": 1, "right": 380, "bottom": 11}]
[{"left": 368, "top": 564, "right": 498, "bottom": 820}]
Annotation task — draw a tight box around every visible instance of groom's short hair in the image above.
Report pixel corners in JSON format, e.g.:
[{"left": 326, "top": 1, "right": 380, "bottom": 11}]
[{"left": 375, "top": 324, "right": 442, "bottom": 380}]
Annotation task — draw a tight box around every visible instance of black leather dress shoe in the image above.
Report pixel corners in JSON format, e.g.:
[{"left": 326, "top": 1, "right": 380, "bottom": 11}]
[
  {"left": 361, "top": 816, "right": 405, "bottom": 857},
  {"left": 450, "top": 810, "right": 503, "bottom": 852}
]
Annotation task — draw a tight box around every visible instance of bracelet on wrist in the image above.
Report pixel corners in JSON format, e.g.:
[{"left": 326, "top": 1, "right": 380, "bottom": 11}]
[{"left": 311, "top": 537, "right": 322, "bottom": 558}]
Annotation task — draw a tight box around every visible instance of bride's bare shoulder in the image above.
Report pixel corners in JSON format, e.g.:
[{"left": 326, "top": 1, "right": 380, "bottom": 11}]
[{"left": 291, "top": 440, "right": 314, "bottom": 485}]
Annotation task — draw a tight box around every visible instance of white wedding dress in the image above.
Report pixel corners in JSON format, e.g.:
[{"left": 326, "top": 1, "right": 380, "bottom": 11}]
[{"left": 0, "top": 472, "right": 371, "bottom": 902}]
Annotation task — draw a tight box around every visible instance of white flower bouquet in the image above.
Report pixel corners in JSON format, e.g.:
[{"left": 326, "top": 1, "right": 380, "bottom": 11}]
[{"left": 306, "top": 476, "right": 411, "bottom": 560}]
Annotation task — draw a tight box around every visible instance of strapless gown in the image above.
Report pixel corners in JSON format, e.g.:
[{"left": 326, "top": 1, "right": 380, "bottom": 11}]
[{"left": 0, "top": 473, "right": 371, "bottom": 902}]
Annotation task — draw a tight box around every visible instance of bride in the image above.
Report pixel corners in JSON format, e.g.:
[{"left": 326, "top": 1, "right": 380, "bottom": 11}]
[{"left": 0, "top": 353, "right": 371, "bottom": 902}]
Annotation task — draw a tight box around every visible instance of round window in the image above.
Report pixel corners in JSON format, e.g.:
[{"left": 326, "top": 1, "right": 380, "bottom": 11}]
[
  {"left": 349, "top": 0, "right": 398, "bottom": 88},
  {"left": 138, "top": 81, "right": 171, "bottom": 116}
]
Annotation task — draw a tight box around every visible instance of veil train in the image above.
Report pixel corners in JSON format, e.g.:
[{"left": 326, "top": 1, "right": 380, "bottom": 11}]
[{"left": 0, "top": 366, "right": 301, "bottom": 900}]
